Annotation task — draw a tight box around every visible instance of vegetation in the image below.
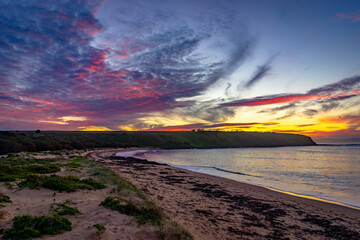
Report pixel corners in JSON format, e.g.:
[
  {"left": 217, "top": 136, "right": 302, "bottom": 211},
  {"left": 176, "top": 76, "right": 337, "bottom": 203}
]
[
  {"left": 100, "top": 196, "right": 163, "bottom": 226},
  {"left": 93, "top": 223, "right": 106, "bottom": 230},
  {"left": 2, "top": 215, "right": 72, "bottom": 239},
  {"left": 0, "top": 131, "right": 315, "bottom": 154},
  {"left": 0, "top": 150, "right": 193, "bottom": 240},
  {"left": 51, "top": 203, "right": 80, "bottom": 216},
  {"left": 156, "top": 221, "right": 194, "bottom": 240},
  {"left": 0, "top": 193, "right": 11, "bottom": 203},
  {"left": 87, "top": 160, "right": 142, "bottom": 194},
  {"left": 18, "top": 174, "right": 107, "bottom": 192},
  {"left": 0, "top": 156, "right": 61, "bottom": 182}
]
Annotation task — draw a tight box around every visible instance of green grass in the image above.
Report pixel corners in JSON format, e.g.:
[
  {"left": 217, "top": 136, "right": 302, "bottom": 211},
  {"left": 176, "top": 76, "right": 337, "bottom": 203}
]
[
  {"left": 100, "top": 196, "right": 163, "bottom": 226},
  {"left": 0, "top": 193, "right": 11, "bottom": 203},
  {"left": 87, "top": 160, "right": 142, "bottom": 194},
  {"left": 18, "top": 174, "right": 107, "bottom": 192},
  {"left": 0, "top": 156, "right": 61, "bottom": 182},
  {"left": 0, "top": 150, "right": 193, "bottom": 240},
  {"left": 156, "top": 222, "right": 194, "bottom": 240},
  {"left": 93, "top": 223, "right": 106, "bottom": 230},
  {"left": 0, "top": 131, "right": 315, "bottom": 154},
  {"left": 51, "top": 203, "right": 80, "bottom": 216},
  {"left": 2, "top": 215, "right": 72, "bottom": 239}
]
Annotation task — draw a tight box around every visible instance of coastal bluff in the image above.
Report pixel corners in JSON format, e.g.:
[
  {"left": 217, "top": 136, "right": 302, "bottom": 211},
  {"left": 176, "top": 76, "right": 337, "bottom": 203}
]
[{"left": 0, "top": 131, "right": 316, "bottom": 154}]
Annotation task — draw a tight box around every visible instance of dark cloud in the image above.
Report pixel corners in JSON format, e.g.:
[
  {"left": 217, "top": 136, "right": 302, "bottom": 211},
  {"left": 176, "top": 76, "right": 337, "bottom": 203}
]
[
  {"left": 244, "top": 63, "right": 271, "bottom": 88},
  {"left": 307, "top": 76, "right": 360, "bottom": 95},
  {"left": 303, "top": 109, "right": 318, "bottom": 116},
  {"left": 0, "top": 0, "right": 258, "bottom": 130},
  {"left": 2, "top": 0, "right": 358, "bottom": 131},
  {"left": 225, "top": 83, "right": 232, "bottom": 96},
  {"left": 275, "top": 112, "right": 296, "bottom": 120},
  {"left": 259, "top": 102, "right": 298, "bottom": 113},
  {"left": 321, "top": 102, "right": 339, "bottom": 112},
  {"left": 296, "top": 124, "right": 315, "bottom": 127},
  {"left": 222, "top": 75, "right": 360, "bottom": 108},
  {"left": 220, "top": 93, "right": 304, "bottom": 107},
  {"left": 147, "top": 122, "right": 267, "bottom": 131},
  {"left": 243, "top": 55, "right": 276, "bottom": 89}
]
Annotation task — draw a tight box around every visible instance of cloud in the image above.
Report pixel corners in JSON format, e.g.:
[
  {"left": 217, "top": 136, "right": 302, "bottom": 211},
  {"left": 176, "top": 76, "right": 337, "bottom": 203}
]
[
  {"left": 222, "top": 76, "right": 360, "bottom": 108},
  {"left": 1, "top": 0, "right": 358, "bottom": 135},
  {"left": 78, "top": 126, "right": 111, "bottom": 131},
  {"left": 336, "top": 11, "right": 360, "bottom": 23},
  {"left": 307, "top": 76, "right": 360, "bottom": 95},
  {"left": 303, "top": 109, "right": 318, "bottom": 117},
  {"left": 259, "top": 102, "right": 298, "bottom": 113},
  {"left": 0, "top": 0, "right": 260, "bottom": 130},
  {"left": 244, "top": 62, "right": 271, "bottom": 89},
  {"left": 147, "top": 122, "right": 274, "bottom": 131},
  {"left": 39, "top": 116, "right": 87, "bottom": 125},
  {"left": 243, "top": 55, "right": 276, "bottom": 89}
]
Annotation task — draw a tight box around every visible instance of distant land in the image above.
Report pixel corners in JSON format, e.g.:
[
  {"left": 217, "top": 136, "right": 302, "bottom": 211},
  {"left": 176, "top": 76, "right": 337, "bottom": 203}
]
[{"left": 0, "top": 131, "right": 316, "bottom": 154}]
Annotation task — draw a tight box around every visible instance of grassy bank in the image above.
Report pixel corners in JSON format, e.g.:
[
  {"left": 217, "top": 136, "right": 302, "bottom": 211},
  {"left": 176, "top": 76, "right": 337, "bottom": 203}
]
[
  {"left": 0, "top": 131, "right": 316, "bottom": 154},
  {"left": 0, "top": 150, "right": 193, "bottom": 239}
]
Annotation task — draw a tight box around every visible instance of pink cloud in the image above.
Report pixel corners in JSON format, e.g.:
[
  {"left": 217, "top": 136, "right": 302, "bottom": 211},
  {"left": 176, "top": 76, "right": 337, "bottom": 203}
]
[{"left": 336, "top": 12, "right": 360, "bottom": 22}]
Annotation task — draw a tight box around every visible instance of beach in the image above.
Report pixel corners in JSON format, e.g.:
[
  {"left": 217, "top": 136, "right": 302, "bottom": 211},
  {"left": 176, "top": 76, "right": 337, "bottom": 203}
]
[{"left": 90, "top": 149, "right": 360, "bottom": 240}]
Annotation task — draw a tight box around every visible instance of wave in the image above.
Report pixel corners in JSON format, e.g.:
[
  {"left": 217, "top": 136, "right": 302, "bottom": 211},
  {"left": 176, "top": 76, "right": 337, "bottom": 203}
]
[
  {"left": 317, "top": 144, "right": 360, "bottom": 147},
  {"left": 178, "top": 165, "right": 259, "bottom": 178}
]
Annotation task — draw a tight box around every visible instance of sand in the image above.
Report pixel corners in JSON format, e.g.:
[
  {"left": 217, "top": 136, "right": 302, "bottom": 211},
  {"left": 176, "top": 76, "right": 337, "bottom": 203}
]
[
  {"left": 1, "top": 148, "right": 360, "bottom": 240},
  {"left": 89, "top": 149, "right": 360, "bottom": 240},
  {"left": 0, "top": 150, "right": 161, "bottom": 240}
]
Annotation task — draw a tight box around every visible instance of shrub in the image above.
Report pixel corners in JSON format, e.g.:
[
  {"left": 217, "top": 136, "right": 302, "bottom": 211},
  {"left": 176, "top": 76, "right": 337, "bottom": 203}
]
[
  {"left": 100, "top": 196, "right": 162, "bottom": 226},
  {"left": 52, "top": 203, "right": 80, "bottom": 216},
  {"left": 0, "top": 193, "right": 11, "bottom": 203},
  {"left": 18, "top": 175, "right": 106, "bottom": 192},
  {"left": 26, "top": 164, "right": 61, "bottom": 174},
  {"left": 0, "top": 161, "right": 60, "bottom": 182},
  {"left": 93, "top": 224, "right": 106, "bottom": 230},
  {"left": 2, "top": 215, "right": 72, "bottom": 239}
]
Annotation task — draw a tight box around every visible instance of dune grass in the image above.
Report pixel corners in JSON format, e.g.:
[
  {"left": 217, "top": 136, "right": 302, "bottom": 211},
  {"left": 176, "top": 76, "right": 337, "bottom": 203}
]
[
  {"left": 51, "top": 203, "right": 80, "bottom": 216},
  {"left": 0, "top": 150, "right": 193, "bottom": 240},
  {"left": 18, "top": 174, "right": 107, "bottom": 192},
  {"left": 100, "top": 196, "right": 163, "bottom": 226},
  {"left": 93, "top": 223, "right": 106, "bottom": 230},
  {"left": 0, "top": 156, "right": 61, "bottom": 182},
  {"left": 0, "top": 193, "right": 11, "bottom": 203},
  {"left": 2, "top": 215, "right": 72, "bottom": 240}
]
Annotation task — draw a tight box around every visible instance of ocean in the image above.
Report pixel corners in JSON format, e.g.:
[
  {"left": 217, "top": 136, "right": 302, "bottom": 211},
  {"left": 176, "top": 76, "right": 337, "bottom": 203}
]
[{"left": 116, "top": 144, "right": 360, "bottom": 208}]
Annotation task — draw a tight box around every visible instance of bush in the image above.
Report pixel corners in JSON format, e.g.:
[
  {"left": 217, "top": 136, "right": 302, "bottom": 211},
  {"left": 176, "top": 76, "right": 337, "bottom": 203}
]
[
  {"left": 52, "top": 203, "right": 80, "bottom": 216},
  {"left": 93, "top": 223, "right": 106, "bottom": 230},
  {"left": 0, "top": 193, "right": 11, "bottom": 203},
  {"left": 100, "top": 196, "right": 162, "bottom": 226},
  {"left": 2, "top": 215, "right": 72, "bottom": 239},
  {"left": 26, "top": 164, "right": 61, "bottom": 174},
  {"left": 18, "top": 175, "right": 106, "bottom": 192},
  {"left": 0, "top": 161, "right": 60, "bottom": 182}
]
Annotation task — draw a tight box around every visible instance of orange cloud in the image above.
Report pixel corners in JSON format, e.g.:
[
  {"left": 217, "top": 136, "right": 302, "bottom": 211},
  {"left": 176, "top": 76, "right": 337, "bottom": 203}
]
[{"left": 78, "top": 126, "right": 112, "bottom": 131}]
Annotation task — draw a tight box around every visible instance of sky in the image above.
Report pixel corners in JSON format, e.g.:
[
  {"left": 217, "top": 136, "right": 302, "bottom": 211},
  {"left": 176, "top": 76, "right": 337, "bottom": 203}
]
[{"left": 0, "top": 0, "right": 360, "bottom": 141}]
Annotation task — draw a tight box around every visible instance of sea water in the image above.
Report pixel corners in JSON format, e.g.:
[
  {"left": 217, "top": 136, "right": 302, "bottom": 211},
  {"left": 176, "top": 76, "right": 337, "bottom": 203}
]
[{"left": 117, "top": 145, "right": 360, "bottom": 208}]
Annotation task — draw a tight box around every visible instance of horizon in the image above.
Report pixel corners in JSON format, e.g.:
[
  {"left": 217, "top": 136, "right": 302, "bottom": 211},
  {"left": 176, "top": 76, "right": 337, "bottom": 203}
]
[{"left": 1, "top": 0, "right": 360, "bottom": 142}]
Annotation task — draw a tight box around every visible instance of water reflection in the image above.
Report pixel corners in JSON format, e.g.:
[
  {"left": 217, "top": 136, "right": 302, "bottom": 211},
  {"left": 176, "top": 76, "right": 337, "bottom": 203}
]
[{"left": 141, "top": 145, "right": 360, "bottom": 208}]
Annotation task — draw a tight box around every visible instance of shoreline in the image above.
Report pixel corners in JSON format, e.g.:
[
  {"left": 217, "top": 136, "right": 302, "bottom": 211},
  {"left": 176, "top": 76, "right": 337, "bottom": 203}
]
[
  {"left": 116, "top": 148, "right": 360, "bottom": 211},
  {"left": 92, "top": 148, "right": 360, "bottom": 239}
]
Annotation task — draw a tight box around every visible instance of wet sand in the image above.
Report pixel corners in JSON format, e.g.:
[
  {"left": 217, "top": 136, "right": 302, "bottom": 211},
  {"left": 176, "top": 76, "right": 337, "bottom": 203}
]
[{"left": 89, "top": 149, "right": 360, "bottom": 240}]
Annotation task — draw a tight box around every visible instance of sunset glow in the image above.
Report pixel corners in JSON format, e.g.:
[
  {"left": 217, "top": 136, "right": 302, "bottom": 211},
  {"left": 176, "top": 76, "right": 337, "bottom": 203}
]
[{"left": 1, "top": 0, "right": 360, "bottom": 142}]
